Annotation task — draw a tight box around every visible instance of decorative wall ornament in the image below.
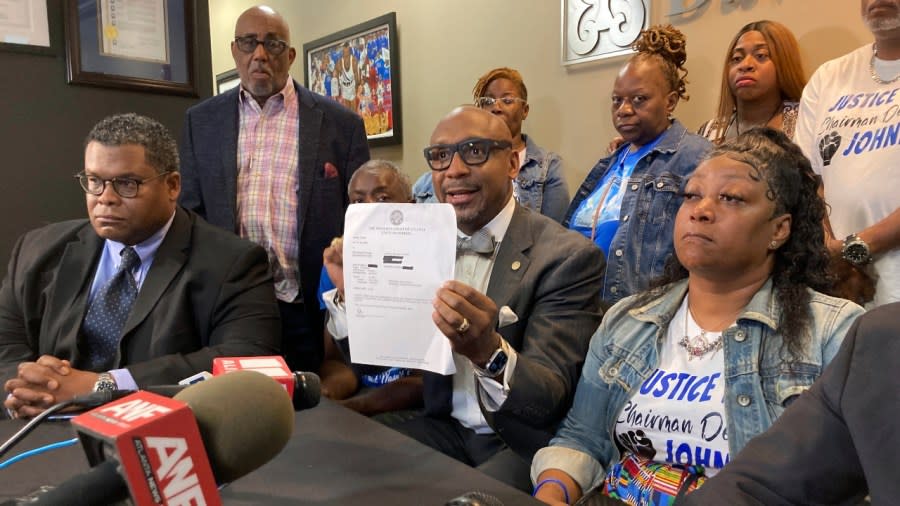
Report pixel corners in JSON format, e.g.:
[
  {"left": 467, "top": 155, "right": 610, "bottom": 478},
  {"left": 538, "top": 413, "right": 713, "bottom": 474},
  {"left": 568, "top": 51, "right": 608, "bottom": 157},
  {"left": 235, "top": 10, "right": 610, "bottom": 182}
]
[{"left": 561, "top": 0, "right": 649, "bottom": 66}]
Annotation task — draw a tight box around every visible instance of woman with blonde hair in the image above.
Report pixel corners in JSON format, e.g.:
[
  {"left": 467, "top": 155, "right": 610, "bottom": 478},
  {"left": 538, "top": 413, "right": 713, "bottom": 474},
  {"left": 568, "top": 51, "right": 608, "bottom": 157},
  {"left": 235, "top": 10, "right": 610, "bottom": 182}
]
[{"left": 698, "top": 20, "right": 806, "bottom": 143}]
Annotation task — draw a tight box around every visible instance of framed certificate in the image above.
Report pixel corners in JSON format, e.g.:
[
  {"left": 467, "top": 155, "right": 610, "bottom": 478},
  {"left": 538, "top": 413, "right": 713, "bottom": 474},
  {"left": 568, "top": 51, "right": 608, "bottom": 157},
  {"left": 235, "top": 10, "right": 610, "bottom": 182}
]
[
  {"left": 64, "top": 0, "right": 198, "bottom": 96},
  {"left": 0, "top": 0, "right": 53, "bottom": 55}
]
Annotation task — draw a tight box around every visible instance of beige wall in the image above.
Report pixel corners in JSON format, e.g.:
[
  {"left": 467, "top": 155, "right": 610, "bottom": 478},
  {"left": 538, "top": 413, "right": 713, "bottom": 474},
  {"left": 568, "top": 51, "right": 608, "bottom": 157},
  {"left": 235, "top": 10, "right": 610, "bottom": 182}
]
[{"left": 209, "top": 0, "right": 870, "bottom": 195}]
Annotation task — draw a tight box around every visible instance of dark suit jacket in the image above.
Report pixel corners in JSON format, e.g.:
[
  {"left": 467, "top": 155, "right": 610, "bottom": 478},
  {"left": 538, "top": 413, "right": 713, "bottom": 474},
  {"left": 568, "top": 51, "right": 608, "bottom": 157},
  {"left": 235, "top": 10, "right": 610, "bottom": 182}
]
[
  {"left": 683, "top": 305, "right": 889, "bottom": 505},
  {"left": 178, "top": 81, "right": 370, "bottom": 357},
  {"left": 423, "top": 205, "right": 605, "bottom": 460},
  {"left": 0, "top": 207, "right": 281, "bottom": 387}
]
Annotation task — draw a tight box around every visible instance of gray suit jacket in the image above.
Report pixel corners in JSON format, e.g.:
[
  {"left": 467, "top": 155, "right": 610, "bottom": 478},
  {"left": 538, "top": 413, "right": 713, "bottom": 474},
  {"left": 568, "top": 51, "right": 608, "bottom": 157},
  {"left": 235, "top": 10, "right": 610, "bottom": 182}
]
[
  {"left": 0, "top": 207, "right": 281, "bottom": 387},
  {"left": 178, "top": 81, "right": 370, "bottom": 364},
  {"left": 423, "top": 204, "right": 606, "bottom": 459}
]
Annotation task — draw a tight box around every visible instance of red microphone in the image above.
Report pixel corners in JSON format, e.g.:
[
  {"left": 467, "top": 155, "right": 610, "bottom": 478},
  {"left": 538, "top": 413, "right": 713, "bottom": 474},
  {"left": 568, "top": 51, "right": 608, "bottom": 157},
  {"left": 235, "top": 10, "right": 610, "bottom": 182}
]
[
  {"left": 212, "top": 356, "right": 294, "bottom": 398},
  {"left": 30, "top": 371, "right": 294, "bottom": 506},
  {"left": 72, "top": 391, "right": 220, "bottom": 505}
]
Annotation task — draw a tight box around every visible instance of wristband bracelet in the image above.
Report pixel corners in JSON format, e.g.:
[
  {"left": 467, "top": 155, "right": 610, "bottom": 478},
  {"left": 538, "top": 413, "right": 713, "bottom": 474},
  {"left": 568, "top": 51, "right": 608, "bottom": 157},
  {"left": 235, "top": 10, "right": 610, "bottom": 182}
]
[{"left": 533, "top": 478, "right": 570, "bottom": 504}]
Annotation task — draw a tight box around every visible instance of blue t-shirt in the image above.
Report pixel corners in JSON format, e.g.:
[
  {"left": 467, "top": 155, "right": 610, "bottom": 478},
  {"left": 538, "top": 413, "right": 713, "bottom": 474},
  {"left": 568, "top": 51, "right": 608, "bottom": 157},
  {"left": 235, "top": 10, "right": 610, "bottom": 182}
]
[
  {"left": 570, "top": 134, "right": 665, "bottom": 256},
  {"left": 318, "top": 266, "right": 336, "bottom": 310}
]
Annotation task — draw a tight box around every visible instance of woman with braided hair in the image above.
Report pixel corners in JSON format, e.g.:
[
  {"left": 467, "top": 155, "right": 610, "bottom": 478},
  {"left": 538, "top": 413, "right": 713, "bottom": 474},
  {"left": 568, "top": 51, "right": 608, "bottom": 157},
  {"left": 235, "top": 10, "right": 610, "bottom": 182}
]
[{"left": 564, "top": 25, "right": 711, "bottom": 306}]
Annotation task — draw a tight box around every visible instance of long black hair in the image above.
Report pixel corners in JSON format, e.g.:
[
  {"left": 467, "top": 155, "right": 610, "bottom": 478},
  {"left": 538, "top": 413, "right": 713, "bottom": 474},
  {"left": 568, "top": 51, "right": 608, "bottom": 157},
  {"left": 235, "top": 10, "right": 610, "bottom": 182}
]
[{"left": 635, "top": 127, "right": 831, "bottom": 359}]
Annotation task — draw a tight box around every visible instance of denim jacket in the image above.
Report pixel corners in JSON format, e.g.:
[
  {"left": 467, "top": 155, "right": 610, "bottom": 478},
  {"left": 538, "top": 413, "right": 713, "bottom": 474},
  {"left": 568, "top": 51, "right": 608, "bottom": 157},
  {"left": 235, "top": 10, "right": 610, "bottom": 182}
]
[
  {"left": 563, "top": 120, "right": 711, "bottom": 305},
  {"left": 413, "top": 134, "right": 570, "bottom": 223},
  {"left": 531, "top": 278, "right": 864, "bottom": 492}
]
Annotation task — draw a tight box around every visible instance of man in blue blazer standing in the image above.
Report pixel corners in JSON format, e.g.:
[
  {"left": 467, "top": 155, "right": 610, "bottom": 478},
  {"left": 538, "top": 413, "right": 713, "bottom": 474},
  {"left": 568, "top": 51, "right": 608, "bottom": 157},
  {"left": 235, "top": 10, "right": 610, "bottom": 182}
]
[{"left": 179, "top": 5, "right": 370, "bottom": 373}]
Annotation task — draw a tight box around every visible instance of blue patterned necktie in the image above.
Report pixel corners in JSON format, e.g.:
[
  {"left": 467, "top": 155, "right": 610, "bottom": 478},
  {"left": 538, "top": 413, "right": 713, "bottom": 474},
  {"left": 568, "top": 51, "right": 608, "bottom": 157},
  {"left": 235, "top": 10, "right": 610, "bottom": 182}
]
[
  {"left": 82, "top": 246, "right": 141, "bottom": 371},
  {"left": 457, "top": 229, "right": 497, "bottom": 256}
]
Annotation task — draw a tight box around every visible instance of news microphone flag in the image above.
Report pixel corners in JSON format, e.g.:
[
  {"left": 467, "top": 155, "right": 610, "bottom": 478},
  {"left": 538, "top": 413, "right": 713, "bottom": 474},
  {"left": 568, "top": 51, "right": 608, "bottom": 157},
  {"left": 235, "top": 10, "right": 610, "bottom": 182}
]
[
  {"left": 72, "top": 391, "right": 220, "bottom": 505},
  {"left": 212, "top": 356, "right": 294, "bottom": 398}
]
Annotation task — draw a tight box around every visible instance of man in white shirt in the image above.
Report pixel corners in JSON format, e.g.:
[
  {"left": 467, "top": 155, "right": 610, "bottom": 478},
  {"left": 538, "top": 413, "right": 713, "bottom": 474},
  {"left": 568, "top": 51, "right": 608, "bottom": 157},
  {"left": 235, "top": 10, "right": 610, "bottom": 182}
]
[
  {"left": 391, "top": 106, "right": 604, "bottom": 490},
  {"left": 794, "top": 0, "right": 900, "bottom": 306}
]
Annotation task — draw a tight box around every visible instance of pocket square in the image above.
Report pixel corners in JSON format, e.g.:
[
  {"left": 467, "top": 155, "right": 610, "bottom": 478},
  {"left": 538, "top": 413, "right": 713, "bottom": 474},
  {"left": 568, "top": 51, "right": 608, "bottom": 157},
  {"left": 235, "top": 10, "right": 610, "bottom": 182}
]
[
  {"left": 324, "top": 162, "right": 339, "bottom": 179},
  {"left": 498, "top": 305, "right": 519, "bottom": 328}
]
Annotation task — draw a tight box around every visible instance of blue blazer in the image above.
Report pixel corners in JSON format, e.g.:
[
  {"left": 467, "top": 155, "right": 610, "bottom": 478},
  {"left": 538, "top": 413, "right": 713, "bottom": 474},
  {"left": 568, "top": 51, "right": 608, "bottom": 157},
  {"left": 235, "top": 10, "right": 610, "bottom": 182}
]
[{"left": 178, "top": 81, "right": 370, "bottom": 360}]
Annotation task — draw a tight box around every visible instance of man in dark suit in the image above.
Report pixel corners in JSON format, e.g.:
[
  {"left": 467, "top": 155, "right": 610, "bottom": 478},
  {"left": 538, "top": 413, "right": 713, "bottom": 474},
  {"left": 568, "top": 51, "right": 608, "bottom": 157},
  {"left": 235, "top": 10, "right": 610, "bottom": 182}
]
[
  {"left": 178, "top": 5, "right": 370, "bottom": 373},
  {"left": 682, "top": 303, "right": 895, "bottom": 505},
  {"left": 1, "top": 113, "right": 280, "bottom": 419},
  {"left": 391, "top": 106, "right": 605, "bottom": 490}
]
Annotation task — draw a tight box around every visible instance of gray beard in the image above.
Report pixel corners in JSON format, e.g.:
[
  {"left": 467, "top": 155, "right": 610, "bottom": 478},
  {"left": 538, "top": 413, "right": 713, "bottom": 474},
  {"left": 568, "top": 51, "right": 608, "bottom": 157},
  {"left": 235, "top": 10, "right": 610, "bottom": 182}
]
[{"left": 866, "top": 15, "right": 900, "bottom": 34}]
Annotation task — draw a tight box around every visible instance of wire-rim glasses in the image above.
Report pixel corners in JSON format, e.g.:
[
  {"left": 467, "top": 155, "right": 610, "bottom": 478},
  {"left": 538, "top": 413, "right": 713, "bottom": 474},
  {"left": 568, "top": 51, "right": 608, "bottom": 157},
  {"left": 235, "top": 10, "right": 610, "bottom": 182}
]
[{"left": 475, "top": 96, "right": 527, "bottom": 109}]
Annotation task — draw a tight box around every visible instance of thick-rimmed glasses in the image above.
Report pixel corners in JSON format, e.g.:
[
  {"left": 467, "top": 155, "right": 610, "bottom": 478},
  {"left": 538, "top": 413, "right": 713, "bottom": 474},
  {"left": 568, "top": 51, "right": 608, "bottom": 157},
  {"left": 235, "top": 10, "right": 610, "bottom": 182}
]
[
  {"left": 75, "top": 171, "right": 171, "bottom": 198},
  {"left": 475, "top": 96, "right": 526, "bottom": 109},
  {"left": 234, "top": 35, "right": 289, "bottom": 55},
  {"left": 423, "top": 138, "right": 512, "bottom": 171}
]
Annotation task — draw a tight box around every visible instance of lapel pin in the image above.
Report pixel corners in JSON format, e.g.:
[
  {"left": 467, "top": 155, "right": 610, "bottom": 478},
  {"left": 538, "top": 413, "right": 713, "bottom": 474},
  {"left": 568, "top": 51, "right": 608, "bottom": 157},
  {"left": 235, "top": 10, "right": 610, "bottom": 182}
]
[{"left": 511, "top": 260, "right": 521, "bottom": 271}]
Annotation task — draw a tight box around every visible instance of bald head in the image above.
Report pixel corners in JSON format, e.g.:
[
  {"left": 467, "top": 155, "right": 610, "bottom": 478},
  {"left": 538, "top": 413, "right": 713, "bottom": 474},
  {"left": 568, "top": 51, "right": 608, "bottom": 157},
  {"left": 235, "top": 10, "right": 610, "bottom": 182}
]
[
  {"left": 232, "top": 5, "right": 296, "bottom": 105},
  {"left": 427, "top": 106, "right": 518, "bottom": 235},
  {"left": 430, "top": 106, "right": 512, "bottom": 146},
  {"left": 235, "top": 6, "right": 290, "bottom": 42}
]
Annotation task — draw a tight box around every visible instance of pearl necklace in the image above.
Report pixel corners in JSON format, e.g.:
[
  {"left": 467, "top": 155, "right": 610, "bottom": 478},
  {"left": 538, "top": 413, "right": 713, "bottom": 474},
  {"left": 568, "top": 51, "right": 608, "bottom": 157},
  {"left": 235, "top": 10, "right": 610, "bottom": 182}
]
[{"left": 870, "top": 44, "right": 900, "bottom": 85}]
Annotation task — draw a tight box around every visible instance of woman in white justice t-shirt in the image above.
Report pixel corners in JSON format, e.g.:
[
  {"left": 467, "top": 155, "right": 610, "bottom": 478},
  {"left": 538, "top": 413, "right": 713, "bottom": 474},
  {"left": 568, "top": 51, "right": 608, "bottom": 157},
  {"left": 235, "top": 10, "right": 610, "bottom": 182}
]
[{"left": 531, "top": 128, "right": 864, "bottom": 506}]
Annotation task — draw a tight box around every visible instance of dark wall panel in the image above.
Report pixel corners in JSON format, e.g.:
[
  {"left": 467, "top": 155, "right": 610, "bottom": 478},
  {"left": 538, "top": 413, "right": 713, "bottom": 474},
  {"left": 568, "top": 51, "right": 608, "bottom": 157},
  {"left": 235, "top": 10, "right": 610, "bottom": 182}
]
[{"left": 0, "top": 1, "right": 212, "bottom": 269}]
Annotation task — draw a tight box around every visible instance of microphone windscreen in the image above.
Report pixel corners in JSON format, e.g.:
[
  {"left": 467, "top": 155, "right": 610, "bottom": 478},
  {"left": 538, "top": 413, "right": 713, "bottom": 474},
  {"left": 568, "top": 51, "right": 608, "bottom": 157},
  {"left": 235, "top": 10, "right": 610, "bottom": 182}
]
[
  {"left": 292, "top": 371, "right": 321, "bottom": 411},
  {"left": 445, "top": 491, "right": 505, "bottom": 506},
  {"left": 444, "top": 491, "right": 503, "bottom": 506},
  {"left": 174, "top": 370, "right": 294, "bottom": 483}
]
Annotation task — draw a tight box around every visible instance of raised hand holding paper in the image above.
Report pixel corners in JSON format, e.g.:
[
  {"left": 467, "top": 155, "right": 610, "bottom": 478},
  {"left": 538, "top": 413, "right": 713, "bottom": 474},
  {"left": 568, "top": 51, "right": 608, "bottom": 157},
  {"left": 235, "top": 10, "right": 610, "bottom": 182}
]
[{"left": 344, "top": 203, "right": 457, "bottom": 374}]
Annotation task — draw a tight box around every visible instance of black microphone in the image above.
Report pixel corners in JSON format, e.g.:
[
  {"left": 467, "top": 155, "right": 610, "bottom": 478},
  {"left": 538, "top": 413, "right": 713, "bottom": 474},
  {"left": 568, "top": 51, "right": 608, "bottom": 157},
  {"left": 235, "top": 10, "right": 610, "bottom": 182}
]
[
  {"left": 30, "top": 370, "right": 294, "bottom": 505},
  {"left": 91, "top": 370, "right": 321, "bottom": 411},
  {"left": 150, "top": 370, "right": 320, "bottom": 411},
  {"left": 291, "top": 371, "right": 321, "bottom": 410}
]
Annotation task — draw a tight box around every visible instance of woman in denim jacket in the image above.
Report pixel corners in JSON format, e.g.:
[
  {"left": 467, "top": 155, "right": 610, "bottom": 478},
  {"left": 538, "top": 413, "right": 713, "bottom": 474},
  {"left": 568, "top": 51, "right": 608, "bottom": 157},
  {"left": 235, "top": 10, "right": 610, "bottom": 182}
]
[
  {"left": 413, "top": 67, "right": 569, "bottom": 223},
  {"left": 564, "top": 26, "right": 711, "bottom": 306},
  {"left": 532, "top": 128, "right": 864, "bottom": 506}
]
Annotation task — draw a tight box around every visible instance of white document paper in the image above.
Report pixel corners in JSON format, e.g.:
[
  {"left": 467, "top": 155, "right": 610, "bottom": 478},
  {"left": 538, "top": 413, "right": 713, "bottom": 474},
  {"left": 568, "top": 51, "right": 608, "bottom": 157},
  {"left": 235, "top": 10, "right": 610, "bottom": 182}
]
[
  {"left": 99, "top": 0, "right": 168, "bottom": 63},
  {"left": 344, "top": 203, "right": 457, "bottom": 374}
]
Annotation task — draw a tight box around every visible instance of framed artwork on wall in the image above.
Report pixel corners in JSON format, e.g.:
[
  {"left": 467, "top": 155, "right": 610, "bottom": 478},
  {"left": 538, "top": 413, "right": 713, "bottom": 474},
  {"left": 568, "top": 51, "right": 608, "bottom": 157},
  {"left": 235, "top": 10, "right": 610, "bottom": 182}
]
[
  {"left": 0, "top": 0, "right": 54, "bottom": 55},
  {"left": 64, "top": 0, "right": 198, "bottom": 96},
  {"left": 303, "top": 12, "right": 401, "bottom": 147}
]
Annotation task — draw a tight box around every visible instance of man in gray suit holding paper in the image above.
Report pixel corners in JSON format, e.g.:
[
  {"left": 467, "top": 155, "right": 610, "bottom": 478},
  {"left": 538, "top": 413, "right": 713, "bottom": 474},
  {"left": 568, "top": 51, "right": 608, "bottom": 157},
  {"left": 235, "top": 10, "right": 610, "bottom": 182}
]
[{"left": 391, "top": 106, "right": 605, "bottom": 490}]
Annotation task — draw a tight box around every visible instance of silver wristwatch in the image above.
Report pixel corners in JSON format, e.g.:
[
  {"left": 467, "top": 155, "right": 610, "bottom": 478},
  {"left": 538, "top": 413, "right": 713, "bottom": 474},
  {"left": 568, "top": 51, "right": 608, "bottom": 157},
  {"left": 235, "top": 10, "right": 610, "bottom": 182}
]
[
  {"left": 841, "top": 234, "right": 872, "bottom": 267},
  {"left": 92, "top": 372, "right": 117, "bottom": 393}
]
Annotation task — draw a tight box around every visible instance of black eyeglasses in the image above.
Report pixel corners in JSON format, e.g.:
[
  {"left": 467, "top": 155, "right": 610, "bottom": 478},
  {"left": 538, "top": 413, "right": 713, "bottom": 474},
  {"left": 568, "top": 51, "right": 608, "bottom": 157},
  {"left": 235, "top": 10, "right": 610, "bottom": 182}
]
[
  {"left": 475, "top": 96, "right": 526, "bottom": 109},
  {"left": 234, "top": 35, "right": 289, "bottom": 55},
  {"left": 75, "top": 171, "right": 171, "bottom": 198},
  {"left": 423, "top": 138, "right": 512, "bottom": 171}
]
